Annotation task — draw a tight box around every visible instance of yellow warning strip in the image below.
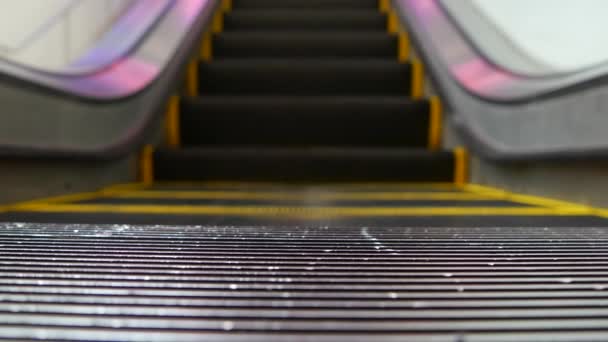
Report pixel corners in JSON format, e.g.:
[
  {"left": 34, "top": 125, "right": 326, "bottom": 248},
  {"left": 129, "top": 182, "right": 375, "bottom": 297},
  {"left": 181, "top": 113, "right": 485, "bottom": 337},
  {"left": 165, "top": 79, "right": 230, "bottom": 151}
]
[
  {"left": 11, "top": 204, "right": 587, "bottom": 218},
  {"left": 8, "top": 192, "right": 102, "bottom": 209},
  {"left": 453, "top": 147, "right": 469, "bottom": 186},
  {"left": 464, "top": 184, "right": 595, "bottom": 214},
  {"left": 411, "top": 59, "right": 425, "bottom": 99},
  {"left": 139, "top": 145, "right": 155, "bottom": 186},
  {"left": 165, "top": 95, "right": 181, "bottom": 148},
  {"left": 428, "top": 96, "right": 443, "bottom": 150},
  {"left": 109, "top": 190, "right": 495, "bottom": 201}
]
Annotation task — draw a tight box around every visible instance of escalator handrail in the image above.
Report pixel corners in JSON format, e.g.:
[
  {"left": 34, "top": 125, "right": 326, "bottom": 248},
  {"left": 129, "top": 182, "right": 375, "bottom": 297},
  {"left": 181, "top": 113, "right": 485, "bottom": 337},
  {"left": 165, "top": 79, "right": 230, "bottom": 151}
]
[
  {"left": 393, "top": 0, "right": 608, "bottom": 161},
  {"left": 0, "top": 0, "right": 193, "bottom": 101},
  {"left": 396, "top": 0, "right": 608, "bottom": 104},
  {"left": 0, "top": 0, "right": 217, "bottom": 160}
]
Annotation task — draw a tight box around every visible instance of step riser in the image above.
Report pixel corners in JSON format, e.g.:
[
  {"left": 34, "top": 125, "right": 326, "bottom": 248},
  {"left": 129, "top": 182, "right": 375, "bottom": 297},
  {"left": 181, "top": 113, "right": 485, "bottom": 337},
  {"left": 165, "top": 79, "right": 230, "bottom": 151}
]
[
  {"left": 225, "top": 12, "right": 387, "bottom": 31},
  {"left": 154, "top": 149, "right": 455, "bottom": 183},
  {"left": 180, "top": 98, "right": 430, "bottom": 147},
  {"left": 214, "top": 34, "right": 397, "bottom": 59},
  {"left": 232, "top": 0, "right": 379, "bottom": 9},
  {"left": 199, "top": 62, "right": 412, "bottom": 96}
]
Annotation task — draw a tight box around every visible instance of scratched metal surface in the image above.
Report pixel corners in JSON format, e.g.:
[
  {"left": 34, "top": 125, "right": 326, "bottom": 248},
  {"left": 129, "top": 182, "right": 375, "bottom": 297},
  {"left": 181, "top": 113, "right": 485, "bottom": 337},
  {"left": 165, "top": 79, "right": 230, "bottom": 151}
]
[{"left": 1, "top": 223, "right": 608, "bottom": 341}]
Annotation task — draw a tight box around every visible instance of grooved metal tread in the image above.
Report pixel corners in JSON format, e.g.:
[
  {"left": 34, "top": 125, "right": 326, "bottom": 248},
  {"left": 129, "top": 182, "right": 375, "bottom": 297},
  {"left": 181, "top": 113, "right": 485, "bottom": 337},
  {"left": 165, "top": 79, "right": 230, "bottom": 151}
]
[{"left": 3, "top": 224, "right": 608, "bottom": 341}]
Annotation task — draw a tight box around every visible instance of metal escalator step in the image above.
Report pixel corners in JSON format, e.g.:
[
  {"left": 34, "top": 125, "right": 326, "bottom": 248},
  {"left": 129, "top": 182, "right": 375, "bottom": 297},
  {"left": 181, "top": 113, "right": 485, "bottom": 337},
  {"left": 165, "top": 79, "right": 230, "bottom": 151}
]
[
  {"left": 232, "top": 0, "right": 378, "bottom": 10},
  {"left": 199, "top": 60, "right": 412, "bottom": 96},
  {"left": 180, "top": 96, "right": 429, "bottom": 147},
  {"left": 214, "top": 32, "right": 397, "bottom": 58},
  {"left": 3, "top": 212, "right": 608, "bottom": 226},
  {"left": 153, "top": 147, "right": 455, "bottom": 182},
  {"left": 225, "top": 10, "right": 387, "bottom": 31},
  {"left": 3, "top": 224, "right": 608, "bottom": 341}
]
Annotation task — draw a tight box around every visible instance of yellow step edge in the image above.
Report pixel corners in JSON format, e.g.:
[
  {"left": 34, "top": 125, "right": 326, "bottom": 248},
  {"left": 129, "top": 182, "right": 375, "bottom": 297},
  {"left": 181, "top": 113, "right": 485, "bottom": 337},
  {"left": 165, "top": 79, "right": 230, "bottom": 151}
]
[
  {"left": 212, "top": 10, "right": 224, "bottom": 33},
  {"left": 387, "top": 10, "right": 399, "bottom": 34},
  {"left": 139, "top": 145, "right": 155, "bottom": 186},
  {"left": 428, "top": 96, "right": 443, "bottom": 150},
  {"left": 186, "top": 59, "right": 199, "bottom": 97},
  {"left": 109, "top": 190, "right": 496, "bottom": 201},
  {"left": 11, "top": 204, "right": 587, "bottom": 218},
  {"left": 222, "top": 0, "right": 232, "bottom": 12},
  {"left": 398, "top": 32, "right": 410, "bottom": 63},
  {"left": 200, "top": 32, "right": 213, "bottom": 61},
  {"left": 379, "top": 0, "right": 390, "bottom": 13},
  {"left": 410, "top": 59, "right": 425, "bottom": 99},
  {"left": 165, "top": 95, "right": 181, "bottom": 148},
  {"left": 453, "top": 147, "right": 469, "bottom": 186}
]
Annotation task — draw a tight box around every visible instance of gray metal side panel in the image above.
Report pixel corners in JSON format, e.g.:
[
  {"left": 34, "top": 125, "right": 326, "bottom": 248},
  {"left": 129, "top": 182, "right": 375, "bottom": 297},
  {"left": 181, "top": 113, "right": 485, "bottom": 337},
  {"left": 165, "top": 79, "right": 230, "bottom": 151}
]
[{"left": 395, "top": 0, "right": 608, "bottom": 161}]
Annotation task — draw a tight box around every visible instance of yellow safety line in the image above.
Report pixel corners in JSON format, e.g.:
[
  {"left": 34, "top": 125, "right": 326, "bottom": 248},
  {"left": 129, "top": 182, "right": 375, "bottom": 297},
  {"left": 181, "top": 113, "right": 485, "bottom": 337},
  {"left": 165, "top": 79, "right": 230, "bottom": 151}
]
[
  {"left": 165, "top": 95, "right": 181, "bottom": 148},
  {"left": 398, "top": 32, "right": 410, "bottom": 62},
  {"left": 428, "top": 96, "right": 443, "bottom": 150},
  {"left": 7, "top": 192, "right": 102, "bottom": 209},
  {"left": 139, "top": 145, "right": 155, "bottom": 186},
  {"left": 411, "top": 58, "right": 425, "bottom": 99},
  {"left": 11, "top": 204, "right": 588, "bottom": 218},
  {"left": 186, "top": 59, "right": 199, "bottom": 97},
  {"left": 453, "top": 147, "right": 469, "bottom": 186},
  {"left": 379, "top": 0, "right": 390, "bottom": 13},
  {"left": 464, "top": 184, "right": 594, "bottom": 214},
  {"left": 100, "top": 183, "right": 150, "bottom": 196},
  {"left": 108, "top": 190, "right": 496, "bottom": 201}
]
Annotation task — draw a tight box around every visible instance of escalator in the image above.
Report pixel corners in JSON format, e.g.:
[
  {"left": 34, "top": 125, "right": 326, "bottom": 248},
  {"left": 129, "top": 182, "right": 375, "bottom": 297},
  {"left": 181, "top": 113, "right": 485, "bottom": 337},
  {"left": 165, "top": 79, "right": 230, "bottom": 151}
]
[{"left": 3, "top": 0, "right": 608, "bottom": 340}]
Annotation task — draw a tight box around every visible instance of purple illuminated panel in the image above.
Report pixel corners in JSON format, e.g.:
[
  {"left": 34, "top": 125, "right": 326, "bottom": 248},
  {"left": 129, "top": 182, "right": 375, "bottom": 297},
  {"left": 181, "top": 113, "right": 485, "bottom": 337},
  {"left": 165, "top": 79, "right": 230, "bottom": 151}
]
[
  {"left": 397, "top": 0, "right": 592, "bottom": 101},
  {"left": 65, "top": 0, "right": 209, "bottom": 99},
  {"left": 0, "top": 0, "right": 211, "bottom": 100}
]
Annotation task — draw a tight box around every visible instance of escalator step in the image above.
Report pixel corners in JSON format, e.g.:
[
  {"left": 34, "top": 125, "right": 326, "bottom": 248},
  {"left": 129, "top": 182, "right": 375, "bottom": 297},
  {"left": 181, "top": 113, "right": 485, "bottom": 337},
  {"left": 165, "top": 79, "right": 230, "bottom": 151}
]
[
  {"left": 225, "top": 10, "right": 387, "bottom": 31},
  {"left": 214, "top": 32, "right": 397, "bottom": 59},
  {"left": 232, "top": 0, "right": 378, "bottom": 10},
  {"left": 5, "top": 224, "right": 608, "bottom": 341},
  {"left": 199, "top": 60, "right": 412, "bottom": 96},
  {"left": 153, "top": 147, "right": 455, "bottom": 182},
  {"left": 180, "top": 96, "right": 430, "bottom": 147}
]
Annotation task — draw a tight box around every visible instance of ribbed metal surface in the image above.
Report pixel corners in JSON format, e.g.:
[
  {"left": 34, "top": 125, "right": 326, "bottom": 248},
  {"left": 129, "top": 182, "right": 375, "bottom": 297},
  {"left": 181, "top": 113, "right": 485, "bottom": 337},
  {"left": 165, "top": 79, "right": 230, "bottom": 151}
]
[{"left": 2, "top": 224, "right": 608, "bottom": 341}]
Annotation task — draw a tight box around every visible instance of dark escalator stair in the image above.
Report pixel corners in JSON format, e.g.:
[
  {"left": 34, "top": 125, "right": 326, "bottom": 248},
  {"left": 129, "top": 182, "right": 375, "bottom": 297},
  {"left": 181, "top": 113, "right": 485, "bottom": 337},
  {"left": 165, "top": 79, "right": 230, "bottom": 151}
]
[
  {"left": 153, "top": 0, "right": 454, "bottom": 183},
  {"left": 224, "top": 10, "right": 388, "bottom": 31}
]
